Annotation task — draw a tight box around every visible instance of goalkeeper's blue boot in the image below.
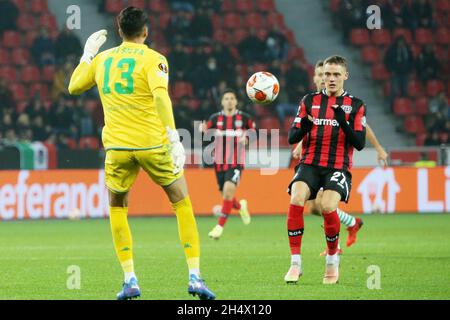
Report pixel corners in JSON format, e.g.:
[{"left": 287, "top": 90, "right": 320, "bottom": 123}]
[
  {"left": 188, "top": 274, "right": 216, "bottom": 300},
  {"left": 116, "top": 277, "right": 141, "bottom": 300}
]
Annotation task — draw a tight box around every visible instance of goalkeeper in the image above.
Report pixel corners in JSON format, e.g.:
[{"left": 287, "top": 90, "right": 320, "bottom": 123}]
[{"left": 68, "top": 7, "right": 215, "bottom": 300}]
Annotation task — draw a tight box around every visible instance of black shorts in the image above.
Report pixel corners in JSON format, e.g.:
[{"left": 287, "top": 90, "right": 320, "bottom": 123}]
[
  {"left": 216, "top": 167, "right": 243, "bottom": 191},
  {"left": 287, "top": 164, "right": 352, "bottom": 203}
]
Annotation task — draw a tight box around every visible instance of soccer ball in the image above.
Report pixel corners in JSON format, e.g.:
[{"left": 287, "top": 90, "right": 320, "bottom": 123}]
[{"left": 246, "top": 71, "right": 280, "bottom": 105}]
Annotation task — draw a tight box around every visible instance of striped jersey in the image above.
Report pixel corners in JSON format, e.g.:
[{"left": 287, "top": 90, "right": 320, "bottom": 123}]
[
  {"left": 293, "top": 90, "right": 367, "bottom": 171},
  {"left": 206, "top": 110, "right": 256, "bottom": 172}
]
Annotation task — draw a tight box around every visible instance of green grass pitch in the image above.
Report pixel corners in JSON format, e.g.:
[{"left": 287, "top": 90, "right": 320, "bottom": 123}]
[{"left": 0, "top": 214, "right": 449, "bottom": 300}]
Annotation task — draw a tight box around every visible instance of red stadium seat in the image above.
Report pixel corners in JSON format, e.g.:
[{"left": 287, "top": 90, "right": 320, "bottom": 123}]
[
  {"left": 9, "top": 83, "right": 26, "bottom": 102},
  {"left": 371, "top": 63, "right": 390, "bottom": 81},
  {"left": 172, "top": 81, "right": 193, "bottom": 99},
  {"left": 361, "top": 46, "right": 381, "bottom": 64},
  {"left": 11, "top": 0, "right": 25, "bottom": 10},
  {"left": 127, "top": 0, "right": 146, "bottom": 9},
  {"left": 244, "top": 13, "right": 263, "bottom": 29},
  {"left": 252, "top": 104, "right": 272, "bottom": 117},
  {"left": 371, "top": 29, "right": 392, "bottom": 46},
  {"left": 2, "top": 31, "right": 21, "bottom": 48},
  {"left": 256, "top": 0, "right": 276, "bottom": 12},
  {"left": 79, "top": 137, "right": 100, "bottom": 150},
  {"left": 407, "top": 80, "right": 424, "bottom": 98},
  {"left": 223, "top": 13, "right": 241, "bottom": 29},
  {"left": 404, "top": 116, "right": 425, "bottom": 134},
  {"left": 266, "top": 12, "right": 285, "bottom": 29},
  {"left": 436, "top": 0, "right": 450, "bottom": 11},
  {"left": 426, "top": 80, "right": 445, "bottom": 97},
  {"left": 0, "top": 66, "right": 18, "bottom": 81},
  {"left": 414, "top": 97, "right": 429, "bottom": 115},
  {"left": 148, "top": 0, "right": 169, "bottom": 13},
  {"left": 29, "top": 83, "right": 49, "bottom": 100},
  {"left": 213, "top": 29, "right": 232, "bottom": 45},
  {"left": 12, "top": 48, "right": 30, "bottom": 66},
  {"left": 158, "top": 13, "right": 171, "bottom": 29},
  {"left": 392, "top": 28, "right": 413, "bottom": 44},
  {"left": 440, "top": 132, "right": 449, "bottom": 144},
  {"left": 221, "top": 0, "right": 235, "bottom": 12},
  {"left": 350, "top": 29, "right": 370, "bottom": 46},
  {"left": 415, "top": 28, "right": 433, "bottom": 46},
  {"left": 66, "top": 138, "right": 78, "bottom": 150},
  {"left": 31, "top": 0, "right": 48, "bottom": 14},
  {"left": 416, "top": 133, "right": 427, "bottom": 146},
  {"left": 283, "top": 117, "right": 295, "bottom": 134},
  {"left": 21, "top": 65, "right": 40, "bottom": 82},
  {"left": 42, "top": 65, "right": 55, "bottom": 82},
  {"left": 288, "top": 46, "right": 305, "bottom": 61},
  {"left": 17, "top": 14, "right": 36, "bottom": 31},
  {"left": 330, "top": 0, "right": 340, "bottom": 12},
  {"left": 0, "top": 49, "right": 10, "bottom": 63},
  {"left": 40, "top": 14, "right": 58, "bottom": 30},
  {"left": 233, "top": 29, "right": 249, "bottom": 45},
  {"left": 187, "top": 99, "right": 201, "bottom": 111},
  {"left": 435, "top": 28, "right": 449, "bottom": 45},
  {"left": 259, "top": 117, "right": 280, "bottom": 130},
  {"left": 24, "top": 31, "right": 38, "bottom": 47},
  {"left": 105, "top": 0, "right": 124, "bottom": 14},
  {"left": 236, "top": 0, "right": 254, "bottom": 12},
  {"left": 393, "top": 98, "right": 414, "bottom": 116},
  {"left": 85, "top": 99, "right": 99, "bottom": 112}
]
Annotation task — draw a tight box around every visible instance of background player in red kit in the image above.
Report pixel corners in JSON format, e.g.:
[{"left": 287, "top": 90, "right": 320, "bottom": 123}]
[
  {"left": 285, "top": 55, "right": 367, "bottom": 285},
  {"left": 199, "top": 89, "right": 255, "bottom": 239}
]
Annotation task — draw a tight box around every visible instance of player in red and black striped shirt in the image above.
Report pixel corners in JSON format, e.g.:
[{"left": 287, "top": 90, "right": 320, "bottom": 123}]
[
  {"left": 199, "top": 89, "right": 256, "bottom": 239},
  {"left": 284, "top": 55, "right": 367, "bottom": 285}
]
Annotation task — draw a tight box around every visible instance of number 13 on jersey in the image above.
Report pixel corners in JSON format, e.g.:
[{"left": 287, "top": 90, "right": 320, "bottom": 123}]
[{"left": 102, "top": 57, "right": 136, "bottom": 95}]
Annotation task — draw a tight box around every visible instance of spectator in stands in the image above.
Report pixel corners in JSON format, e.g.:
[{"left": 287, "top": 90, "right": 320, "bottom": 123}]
[
  {"left": 189, "top": 7, "right": 213, "bottom": 43},
  {"left": 285, "top": 60, "right": 310, "bottom": 103},
  {"left": 49, "top": 95, "right": 74, "bottom": 133},
  {"left": 72, "top": 97, "right": 95, "bottom": 138},
  {"left": 168, "top": 0, "right": 195, "bottom": 13},
  {"left": 0, "top": 0, "right": 19, "bottom": 36},
  {"left": 411, "top": 0, "right": 434, "bottom": 30},
  {"left": 3, "top": 128, "right": 17, "bottom": 146},
  {"left": 191, "top": 57, "right": 221, "bottom": 98},
  {"left": 52, "top": 61, "right": 74, "bottom": 100},
  {"left": 174, "top": 96, "right": 193, "bottom": 133},
  {"left": 25, "top": 97, "right": 47, "bottom": 123},
  {"left": 416, "top": 45, "right": 440, "bottom": 83},
  {"left": 166, "top": 10, "right": 193, "bottom": 45},
  {"left": 16, "top": 113, "right": 32, "bottom": 142},
  {"left": 338, "top": 0, "right": 367, "bottom": 43},
  {"left": 237, "top": 29, "right": 267, "bottom": 63},
  {"left": 54, "top": 27, "right": 83, "bottom": 64},
  {"left": 168, "top": 43, "right": 191, "bottom": 81},
  {"left": 0, "top": 79, "right": 16, "bottom": 110},
  {"left": 31, "top": 27, "right": 55, "bottom": 67},
  {"left": 382, "top": 0, "right": 412, "bottom": 30},
  {"left": 31, "top": 115, "right": 50, "bottom": 142},
  {"left": 429, "top": 92, "right": 448, "bottom": 116},
  {"left": 212, "top": 42, "right": 235, "bottom": 73},
  {"left": 424, "top": 131, "right": 441, "bottom": 146},
  {"left": 266, "top": 27, "right": 289, "bottom": 61},
  {"left": 384, "top": 36, "right": 414, "bottom": 105}
]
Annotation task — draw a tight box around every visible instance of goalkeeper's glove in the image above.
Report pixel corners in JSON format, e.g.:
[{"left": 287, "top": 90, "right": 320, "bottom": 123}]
[
  {"left": 80, "top": 29, "right": 108, "bottom": 64},
  {"left": 166, "top": 127, "right": 186, "bottom": 175}
]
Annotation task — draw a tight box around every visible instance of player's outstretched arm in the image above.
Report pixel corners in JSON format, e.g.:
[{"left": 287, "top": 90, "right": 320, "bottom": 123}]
[
  {"left": 68, "top": 30, "right": 108, "bottom": 95},
  {"left": 331, "top": 104, "right": 366, "bottom": 151},
  {"left": 366, "top": 124, "right": 388, "bottom": 166}
]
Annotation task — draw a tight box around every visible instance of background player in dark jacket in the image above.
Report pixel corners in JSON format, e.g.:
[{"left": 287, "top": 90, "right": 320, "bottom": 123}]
[
  {"left": 199, "top": 89, "right": 256, "bottom": 239},
  {"left": 285, "top": 55, "right": 367, "bottom": 285}
]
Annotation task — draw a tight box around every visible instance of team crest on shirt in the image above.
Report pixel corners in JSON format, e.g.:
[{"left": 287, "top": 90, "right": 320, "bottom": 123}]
[
  {"left": 235, "top": 120, "right": 243, "bottom": 128},
  {"left": 341, "top": 105, "right": 352, "bottom": 114},
  {"left": 158, "top": 63, "right": 168, "bottom": 73}
]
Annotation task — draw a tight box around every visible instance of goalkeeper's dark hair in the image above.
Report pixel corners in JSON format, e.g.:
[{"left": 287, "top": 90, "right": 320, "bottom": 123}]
[{"left": 117, "top": 6, "right": 148, "bottom": 39}]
